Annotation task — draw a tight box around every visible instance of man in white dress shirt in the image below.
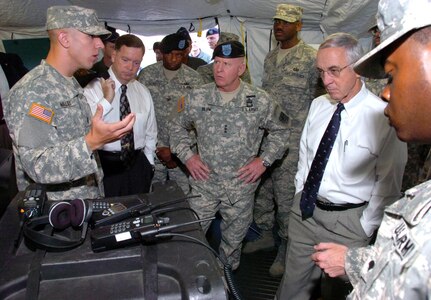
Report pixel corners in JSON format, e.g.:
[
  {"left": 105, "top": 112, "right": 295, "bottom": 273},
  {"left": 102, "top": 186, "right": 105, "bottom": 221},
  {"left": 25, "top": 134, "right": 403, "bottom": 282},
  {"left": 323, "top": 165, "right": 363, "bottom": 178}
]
[
  {"left": 85, "top": 34, "right": 157, "bottom": 196},
  {"left": 276, "top": 32, "right": 407, "bottom": 300}
]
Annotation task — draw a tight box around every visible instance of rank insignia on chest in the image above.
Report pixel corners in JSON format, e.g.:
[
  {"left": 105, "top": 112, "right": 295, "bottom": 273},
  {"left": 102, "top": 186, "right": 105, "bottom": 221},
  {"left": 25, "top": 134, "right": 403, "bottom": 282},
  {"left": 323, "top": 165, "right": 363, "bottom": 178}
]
[
  {"left": 177, "top": 96, "right": 185, "bottom": 113},
  {"left": 28, "top": 103, "right": 54, "bottom": 124}
]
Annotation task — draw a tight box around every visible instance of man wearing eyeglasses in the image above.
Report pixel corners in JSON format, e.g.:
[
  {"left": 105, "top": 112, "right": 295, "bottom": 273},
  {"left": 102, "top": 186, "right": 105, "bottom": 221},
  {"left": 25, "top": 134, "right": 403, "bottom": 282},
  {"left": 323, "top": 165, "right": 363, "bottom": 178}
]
[{"left": 276, "top": 32, "right": 407, "bottom": 300}]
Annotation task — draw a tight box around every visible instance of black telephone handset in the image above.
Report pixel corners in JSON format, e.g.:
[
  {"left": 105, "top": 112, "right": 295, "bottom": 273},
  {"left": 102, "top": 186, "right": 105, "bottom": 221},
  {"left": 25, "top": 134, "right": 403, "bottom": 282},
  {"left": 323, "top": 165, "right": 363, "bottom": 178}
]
[{"left": 17, "top": 183, "right": 47, "bottom": 220}]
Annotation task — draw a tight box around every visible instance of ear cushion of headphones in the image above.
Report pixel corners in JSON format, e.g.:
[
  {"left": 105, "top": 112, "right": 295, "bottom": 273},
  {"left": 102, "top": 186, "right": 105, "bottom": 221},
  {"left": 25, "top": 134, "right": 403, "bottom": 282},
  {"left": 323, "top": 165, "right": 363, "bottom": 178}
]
[
  {"left": 70, "top": 198, "right": 87, "bottom": 227},
  {"left": 49, "top": 199, "right": 90, "bottom": 229},
  {"left": 49, "top": 201, "right": 72, "bottom": 230}
]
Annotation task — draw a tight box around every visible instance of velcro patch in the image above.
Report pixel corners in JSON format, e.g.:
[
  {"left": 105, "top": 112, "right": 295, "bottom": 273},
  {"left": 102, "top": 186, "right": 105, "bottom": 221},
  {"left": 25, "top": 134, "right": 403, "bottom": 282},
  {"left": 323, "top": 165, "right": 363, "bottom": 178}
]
[{"left": 28, "top": 103, "right": 54, "bottom": 124}]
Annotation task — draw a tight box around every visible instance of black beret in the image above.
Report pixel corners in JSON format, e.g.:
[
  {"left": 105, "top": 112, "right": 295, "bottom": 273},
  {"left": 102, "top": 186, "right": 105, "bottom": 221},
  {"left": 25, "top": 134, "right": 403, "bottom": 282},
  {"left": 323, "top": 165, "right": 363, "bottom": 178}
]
[
  {"left": 206, "top": 27, "right": 219, "bottom": 37},
  {"left": 212, "top": 41, "right": 245, "bottom": 59},
  {"left": 160, "top": 33, "right": 190, "bottom": 54},
  {"left": 104, "top": 26, "right": 119, "bottom": 43},
  {"left": 176, "top": 27, "right": 191, "bottom": 41}
]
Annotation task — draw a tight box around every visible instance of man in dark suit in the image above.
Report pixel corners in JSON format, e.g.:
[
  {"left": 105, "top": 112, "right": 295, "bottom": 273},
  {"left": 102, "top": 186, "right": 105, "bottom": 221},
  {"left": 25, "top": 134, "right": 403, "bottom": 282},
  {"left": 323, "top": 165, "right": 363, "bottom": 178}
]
[{"left": 0, "top": 52, "right": 28, "bottom": 212}]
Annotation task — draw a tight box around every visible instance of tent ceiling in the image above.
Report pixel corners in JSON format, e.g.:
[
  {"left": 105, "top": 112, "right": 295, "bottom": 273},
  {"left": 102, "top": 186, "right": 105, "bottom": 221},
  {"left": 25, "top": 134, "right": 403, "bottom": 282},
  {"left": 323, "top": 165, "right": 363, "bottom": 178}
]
[{"left": 0, "top": 0, "right": 378, "bottom": 37}]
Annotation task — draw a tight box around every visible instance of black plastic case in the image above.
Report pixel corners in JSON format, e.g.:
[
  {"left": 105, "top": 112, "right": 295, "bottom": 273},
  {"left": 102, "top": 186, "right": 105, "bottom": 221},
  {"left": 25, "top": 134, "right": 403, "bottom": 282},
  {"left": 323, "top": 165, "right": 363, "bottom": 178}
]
[{"left": 0, "top": 181, "right": 227, "bottom": 300}]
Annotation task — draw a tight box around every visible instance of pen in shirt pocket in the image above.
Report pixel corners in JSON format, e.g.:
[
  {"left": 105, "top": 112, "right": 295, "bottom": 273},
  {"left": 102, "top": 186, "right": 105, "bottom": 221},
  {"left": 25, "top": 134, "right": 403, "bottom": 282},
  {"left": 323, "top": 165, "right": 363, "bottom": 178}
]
[{"left": 344, "top": 140, "right": 348, "bottom": 152}]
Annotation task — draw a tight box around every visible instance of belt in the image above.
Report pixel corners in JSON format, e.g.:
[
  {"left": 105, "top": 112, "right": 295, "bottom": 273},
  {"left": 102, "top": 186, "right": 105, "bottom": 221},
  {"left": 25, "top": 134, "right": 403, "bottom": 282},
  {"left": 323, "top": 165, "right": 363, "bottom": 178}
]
[
  {"left": 98, "top": 149, "right": 142, "bottom": 161},
  {"left": 315, "top": 199, "right": 366, "bottom": 211},
  {"left": 45, "top": 177, "right": 88, "bottom": 192}
]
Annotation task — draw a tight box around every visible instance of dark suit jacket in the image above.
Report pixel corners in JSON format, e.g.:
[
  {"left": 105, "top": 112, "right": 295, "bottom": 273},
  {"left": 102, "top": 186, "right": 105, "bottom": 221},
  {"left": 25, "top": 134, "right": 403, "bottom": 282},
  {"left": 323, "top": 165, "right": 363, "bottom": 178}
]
[
  {"left": 0, "top": 52, "right": 28, "bottom": 148},
  {"left": 0, "top": 52, "right": 28, "bottom": 88}
]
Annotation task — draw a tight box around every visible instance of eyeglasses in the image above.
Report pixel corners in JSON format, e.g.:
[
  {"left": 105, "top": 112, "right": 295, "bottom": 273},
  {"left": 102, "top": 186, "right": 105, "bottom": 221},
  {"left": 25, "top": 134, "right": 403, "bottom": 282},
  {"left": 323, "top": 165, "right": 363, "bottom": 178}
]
[{"left": 316, "top": 62, "right": 354, "bottom": 78}]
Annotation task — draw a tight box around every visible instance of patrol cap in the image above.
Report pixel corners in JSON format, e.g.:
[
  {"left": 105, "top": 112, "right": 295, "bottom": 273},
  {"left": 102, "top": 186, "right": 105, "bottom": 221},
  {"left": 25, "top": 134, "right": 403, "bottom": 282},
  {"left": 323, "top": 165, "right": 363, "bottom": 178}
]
[
  {"left": 206, "top": 28, "right": 219, "bottom": 37},
  {"left": 355, "top": 0, "right": 431, "bottom": 79},
  {"left": 177, "top": 27, "right": 191, "bottom": 41},
  {"left": 46, "top": 6, "right": 110, "bottom": 36},
  {"left": 217, "top": 32, "right": 239, "bottom": 45},
  {"left": 160, "top": 33, "right": 190, "bottom": 54},
  {"left": 273, "top": 4, "right": 303, "bottom": 23},
  {"left": 212, "top": 41, "right": 245, "bottom": 59}
]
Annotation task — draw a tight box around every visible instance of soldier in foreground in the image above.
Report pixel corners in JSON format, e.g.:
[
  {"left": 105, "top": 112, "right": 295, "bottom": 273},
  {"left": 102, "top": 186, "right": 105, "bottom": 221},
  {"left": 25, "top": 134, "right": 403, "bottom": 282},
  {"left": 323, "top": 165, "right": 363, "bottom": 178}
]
[{"left": 3, "top": 6, "right": 135, "bottom": 200}]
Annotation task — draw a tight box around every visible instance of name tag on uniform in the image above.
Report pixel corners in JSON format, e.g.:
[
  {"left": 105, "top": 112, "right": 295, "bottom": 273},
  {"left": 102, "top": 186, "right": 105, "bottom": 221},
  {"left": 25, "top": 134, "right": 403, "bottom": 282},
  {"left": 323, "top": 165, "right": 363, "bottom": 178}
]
[
  {"left": 60, "top": 100, "right": 72, "bottom": 107},
  {"left": 392, "top": 219, "right": 417, "bottom": 265}
]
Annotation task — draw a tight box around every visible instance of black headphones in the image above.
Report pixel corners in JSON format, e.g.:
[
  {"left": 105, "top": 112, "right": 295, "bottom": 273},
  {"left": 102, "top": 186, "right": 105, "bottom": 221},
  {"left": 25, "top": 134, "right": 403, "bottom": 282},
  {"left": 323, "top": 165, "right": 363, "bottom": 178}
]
[{"left": 23, "top": 199, "right": 93, "bottom": 251}]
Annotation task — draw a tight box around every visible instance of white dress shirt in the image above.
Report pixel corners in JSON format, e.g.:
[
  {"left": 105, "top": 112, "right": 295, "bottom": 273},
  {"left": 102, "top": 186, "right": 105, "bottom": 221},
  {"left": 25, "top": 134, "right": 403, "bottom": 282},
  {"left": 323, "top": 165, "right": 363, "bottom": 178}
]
[
  {"left": 295, "top": 83, "right": 407, "bottom": 236},
  {"left": 84, "top": 68, "right": 157, "bottom": 165}
]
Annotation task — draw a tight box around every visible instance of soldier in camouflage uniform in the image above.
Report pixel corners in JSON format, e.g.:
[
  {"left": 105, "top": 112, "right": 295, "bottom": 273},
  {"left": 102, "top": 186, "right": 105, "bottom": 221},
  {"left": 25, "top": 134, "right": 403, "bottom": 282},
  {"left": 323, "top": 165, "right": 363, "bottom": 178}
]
[
  {"left": 170, "top": 41, "right": 290, "bottom": 270},
  {"left": 138, "top": 33, "right": 203, "bottom": 195},
  {"left": 364, "top": 24, "right": 387, "bottom": 97},
  {"left": 365, "top": 23, "right": 431, "bottom": 192},
  {"left": 3, "top": 6, "right": 135, "bottom": 200},
  {"left": 197, "top": 32, "right": 252, "bottom": 84},
  {"left": 311, "top": 0, "right": 431, "bottom": 298},
  {"left": 243, "top": 4, "right": 322, "bottom": 277}
]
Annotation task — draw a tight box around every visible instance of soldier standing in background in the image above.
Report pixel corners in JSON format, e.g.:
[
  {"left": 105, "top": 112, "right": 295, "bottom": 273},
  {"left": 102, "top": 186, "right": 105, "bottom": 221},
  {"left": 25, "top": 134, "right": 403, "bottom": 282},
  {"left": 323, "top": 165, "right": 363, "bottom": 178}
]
[
  {"left": 243, "top": 3, "right": 322, "bottom": 277},
  {"left": 170, "top": 41, "right": 290, "bottom": 270},
  {"left": 138, "top": 33, "right": 203, "bottom": 194},
  {"left": 3, "top": 5, "right": 135, "bottom": 200}
]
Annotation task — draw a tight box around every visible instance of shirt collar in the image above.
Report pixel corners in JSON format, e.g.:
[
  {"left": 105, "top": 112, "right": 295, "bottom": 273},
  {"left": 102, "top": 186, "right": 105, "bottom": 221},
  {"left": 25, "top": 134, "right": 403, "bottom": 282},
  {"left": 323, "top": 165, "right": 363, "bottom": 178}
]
[{"left": 340, "top": 81, "right": 366, "bottom": 118}]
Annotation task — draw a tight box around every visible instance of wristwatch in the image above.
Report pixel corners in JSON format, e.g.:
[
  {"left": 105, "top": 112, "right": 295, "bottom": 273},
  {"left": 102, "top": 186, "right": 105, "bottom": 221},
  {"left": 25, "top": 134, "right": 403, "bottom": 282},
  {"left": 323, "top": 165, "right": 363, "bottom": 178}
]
[{"left": 262, "top": 159, "right": 271, "bottom": 168}]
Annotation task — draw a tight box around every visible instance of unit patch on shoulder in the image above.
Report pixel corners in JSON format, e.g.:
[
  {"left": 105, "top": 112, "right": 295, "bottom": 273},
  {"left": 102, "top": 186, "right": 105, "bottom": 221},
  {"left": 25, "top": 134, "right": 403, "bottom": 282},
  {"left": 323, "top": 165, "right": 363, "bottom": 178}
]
[
  {"left": 177, "top": 96, "right": 185, "bottom": 113},
  {"left": 28, "top": 103, "right": 54, "bottom": 124}
]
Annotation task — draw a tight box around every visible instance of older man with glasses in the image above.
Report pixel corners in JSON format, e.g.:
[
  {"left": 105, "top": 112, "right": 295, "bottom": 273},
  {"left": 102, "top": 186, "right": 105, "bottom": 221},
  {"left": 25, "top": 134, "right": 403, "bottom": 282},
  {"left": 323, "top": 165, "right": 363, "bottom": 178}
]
[{"left": 276, "top": 32, "right": 407, "bottom": 300}]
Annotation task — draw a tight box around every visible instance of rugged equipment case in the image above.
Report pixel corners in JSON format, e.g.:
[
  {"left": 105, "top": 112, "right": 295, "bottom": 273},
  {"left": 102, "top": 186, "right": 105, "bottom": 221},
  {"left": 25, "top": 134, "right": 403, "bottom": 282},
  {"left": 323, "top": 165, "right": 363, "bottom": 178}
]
[{"left": 0, "top": 181, "right": 227, "bottom": 299}]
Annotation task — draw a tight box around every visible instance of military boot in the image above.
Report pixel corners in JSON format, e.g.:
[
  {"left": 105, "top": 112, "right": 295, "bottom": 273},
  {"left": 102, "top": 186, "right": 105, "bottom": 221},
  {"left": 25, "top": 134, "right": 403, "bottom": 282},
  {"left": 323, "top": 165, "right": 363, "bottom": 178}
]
[
  {"left": 242, "top": 230, "right": 275, "bottom": 253},
  {"left": 269, "top": 239, "right": 286, "bottom": 277}
]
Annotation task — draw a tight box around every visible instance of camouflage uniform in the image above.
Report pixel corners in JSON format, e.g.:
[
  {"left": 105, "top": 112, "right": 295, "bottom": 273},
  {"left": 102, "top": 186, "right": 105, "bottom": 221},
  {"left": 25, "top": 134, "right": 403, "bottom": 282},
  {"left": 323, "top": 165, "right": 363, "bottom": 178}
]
[
  {"left": 402, "top": 143, "right": 431, "bottom": 191},
  {"left": 345, "top": 180, "right": 431, "bottom": 299},
  {"left": 364, "top": 78, "right": 386, "bottom": 97},
  {"left": 170, "top": 81, "right": 290, "bottom": 269},
  {"left": 255, "top": 40, "right": 321, "bottom": 239},
  {"left": 197, "top": 62, "right": 252, "bottom": 84},
  {"left": 137, "top": 61, "right": 203, "bottom": 194},
  {"left": 363, "top": 79, "right": 431, "bottom": 192},
  {"left": 4, "top": 60, "right": 103, "bottom": 200}
]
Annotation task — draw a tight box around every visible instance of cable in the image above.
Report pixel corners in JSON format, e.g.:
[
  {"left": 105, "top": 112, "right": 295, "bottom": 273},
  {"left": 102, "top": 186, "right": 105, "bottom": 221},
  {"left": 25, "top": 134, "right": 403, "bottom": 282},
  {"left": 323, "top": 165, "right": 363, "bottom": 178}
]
[
  {"left": 151, "top": 206, "right": 201, "bottom": 220},
  {"left": 149, "top": 194, "right": 201, "bottom": 211},
  {"left": 156, "top": 232, "right": 243, "bottom": 300}
]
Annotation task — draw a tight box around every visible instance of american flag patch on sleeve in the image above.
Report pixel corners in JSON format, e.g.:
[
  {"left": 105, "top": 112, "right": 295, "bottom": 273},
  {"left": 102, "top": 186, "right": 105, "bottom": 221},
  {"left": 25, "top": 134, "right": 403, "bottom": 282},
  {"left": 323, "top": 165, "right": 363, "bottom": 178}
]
[{"left": 28, "top": 103, "right": 54, "bottom": 124}]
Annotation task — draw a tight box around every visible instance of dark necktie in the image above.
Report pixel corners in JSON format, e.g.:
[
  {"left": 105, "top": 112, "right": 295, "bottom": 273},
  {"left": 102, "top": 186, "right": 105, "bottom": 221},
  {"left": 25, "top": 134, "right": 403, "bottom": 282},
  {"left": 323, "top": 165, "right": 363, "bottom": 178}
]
[
  {"left": 119, "top": 84, "right": 135, "bottom": 166},
  {"left": 300, "top": 102, "right": 345, "bottom": 219}
]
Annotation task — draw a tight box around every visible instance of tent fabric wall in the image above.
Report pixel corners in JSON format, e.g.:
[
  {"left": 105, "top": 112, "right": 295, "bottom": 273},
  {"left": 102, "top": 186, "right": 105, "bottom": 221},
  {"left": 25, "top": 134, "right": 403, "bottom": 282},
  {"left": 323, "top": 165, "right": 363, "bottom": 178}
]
[{"left": 0, "top": 0, "right": 378, "bottom": 85}]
